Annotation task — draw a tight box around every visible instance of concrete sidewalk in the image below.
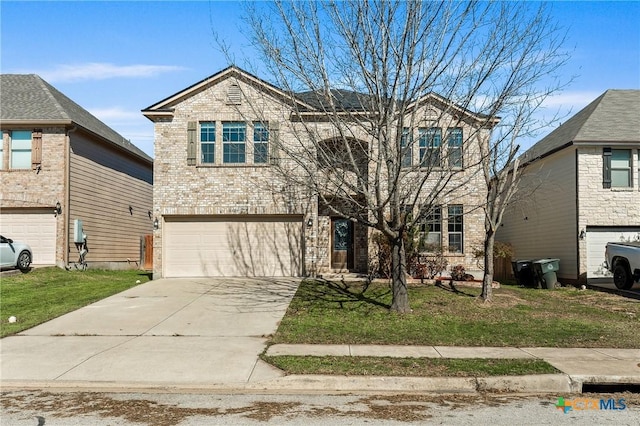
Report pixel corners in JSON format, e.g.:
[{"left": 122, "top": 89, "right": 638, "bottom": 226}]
[{"left": 2, "top": 277, "right": 638, "bottom": 395}]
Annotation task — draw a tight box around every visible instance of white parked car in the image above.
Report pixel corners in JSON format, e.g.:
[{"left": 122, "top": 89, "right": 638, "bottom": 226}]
[{"left": 0, "top": 235, "right": 32, "bottom": 272}]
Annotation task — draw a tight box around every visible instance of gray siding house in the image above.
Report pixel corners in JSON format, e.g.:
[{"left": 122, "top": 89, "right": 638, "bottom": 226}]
[
  {"left": 497, "top": 90, "right": 640, "bottom": 284},
  {"left": 0, "top": 74, "right": 153, "bottom": 269},
  {"left": 143, "top": 66, "right": 490, "bottom": 279}
]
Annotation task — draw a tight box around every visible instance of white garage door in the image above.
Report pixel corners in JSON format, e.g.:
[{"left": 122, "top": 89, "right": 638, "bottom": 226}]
[
  {"left": 586, "top": 227, "right": 640, "bottom": 279},
  {"left": 0, "top": 210, "right": 57, "bottom": 265},
  {"left": 164, "top": 216, "right": 303, "bottom": 277}
]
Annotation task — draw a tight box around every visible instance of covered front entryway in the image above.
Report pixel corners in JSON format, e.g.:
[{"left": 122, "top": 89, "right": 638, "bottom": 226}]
[
  {"left": 0, "top": 209, "right": 57, "bottom": 265},
  {"left": 163, "top": 215, "right": 303, "bottom": 277},
  {"left": 585, "top": 226, "right": 640, "bottom": 279}
]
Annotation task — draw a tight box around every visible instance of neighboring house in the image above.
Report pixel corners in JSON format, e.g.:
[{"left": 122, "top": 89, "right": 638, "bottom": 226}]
[
  {"left": 0, "top": 74, "right": 153, "bottom": 269},
  {"left": 497, "top": 90, "right": 640, "bottom": 284},
  {"left": 143, "top": 66, "right": 488, "bottom": 279}
]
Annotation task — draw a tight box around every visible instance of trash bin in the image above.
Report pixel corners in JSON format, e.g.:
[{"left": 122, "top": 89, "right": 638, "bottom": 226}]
[
  {"left": 511, "top": 260, "right": 536, "bottom": 288},
  {"left": 532, "top": 258, "right": 560, "bottom": 289}
]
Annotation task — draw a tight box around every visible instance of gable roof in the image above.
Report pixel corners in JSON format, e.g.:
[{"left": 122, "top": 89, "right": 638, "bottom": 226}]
[
  {"left": 143, "top": 65, "right": 494, "bottom": 125},
  {"left": 523, "top": 89, "right": 640, "bottom": 160},
  {"left": 0, "top": 74, "right": 152, "bottom": 163},
  {"left": 142, "top": 66, "right": 315, "bottom": 119}
]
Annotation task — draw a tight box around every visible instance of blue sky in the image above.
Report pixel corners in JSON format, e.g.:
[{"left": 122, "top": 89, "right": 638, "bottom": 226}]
[{"left": 2, "top": 1, "right": 639, "bottom": 157}]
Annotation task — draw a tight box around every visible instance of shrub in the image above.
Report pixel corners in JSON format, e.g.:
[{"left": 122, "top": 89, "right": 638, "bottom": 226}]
[{"left": 450, "top": 264, "right": 467, "bottom": 281}]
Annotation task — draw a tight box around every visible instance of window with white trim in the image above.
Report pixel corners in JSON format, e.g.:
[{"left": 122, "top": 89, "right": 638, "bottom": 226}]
[
  {"left": 253, "top": 122, "right": 269, "bottom": 164},
  {"left": 200, "top": 122, "right": 215, "bottom": 164},
  {"left": 401, "top": 127, "right": 412, "bottom": 167},
  {"left": 603, "top": 148, "right": 632, "bottom": 188},
  {"left": 447, "top": 128, "right": 463, "bottom": 168},
  {"left": 448, "top": 205, "right": 463, "bottom": 253},
  {"left": 10, "top": 130, "right": 31, "bottom": 169},
  {"left": 419, "top": 127, "right": 441, "bottom": 167},
  {"left": 420, "top": 206, "right": 442, "bottom": 247},
  {"left": 223, "top": 122, "right": 246, "bottom": 164}
]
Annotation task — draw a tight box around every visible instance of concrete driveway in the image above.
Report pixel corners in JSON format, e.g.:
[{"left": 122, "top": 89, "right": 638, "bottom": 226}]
[{"left": 0, "top": 277, "right": 300, "bottom": 389}]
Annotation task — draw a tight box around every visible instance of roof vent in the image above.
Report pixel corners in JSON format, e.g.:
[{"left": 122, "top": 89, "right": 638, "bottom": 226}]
[{"left": 227, "top": 83, "right": 242, "bottom": 105}]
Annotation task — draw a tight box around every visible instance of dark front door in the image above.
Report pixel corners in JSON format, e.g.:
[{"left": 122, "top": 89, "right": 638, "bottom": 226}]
[{"left": 331, "top": 218, "right": 354, "bottom": 270}]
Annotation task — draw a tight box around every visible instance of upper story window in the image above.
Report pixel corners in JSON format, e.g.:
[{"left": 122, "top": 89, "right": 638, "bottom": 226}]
[
  {"left": 400, "top": 127, "right": 412, "bottom": 167},
  {"left": 448, "top": 205, "right": 464, "bottom": 253},
  {"left": 200, "top": 122, "right": 215, "bottom": 164},
  {"left": 222, "top": 122, "right": 246, "bottom": 164},
  {"left": 253, "top": 122, "right": 269, "bottom": 164},
  {"left": 419, "top": 127, "right": 441, "bottom": 167},
  {"left": 603, "top": 148, "right": 632, "bottom": 188},
  {"left": 10, "top": 130, "right": 32, "bottom": 169},
  {"left": 447, "top": 128, "right": 463, "bottom": 168},
  {"left": 420, "top": 206, "right": 442, "bottom": 247}
]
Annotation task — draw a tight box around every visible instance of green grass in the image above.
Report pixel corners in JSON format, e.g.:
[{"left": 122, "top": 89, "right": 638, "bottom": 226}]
[
  {"left": 262, "top": 355, "right": 560, "bottom": 377},
  {"left": 270, "top": 279, "right": 640, "bottom": 348},
  {"left": 0, "top": 267, "right": 150, "bottom": 337}
]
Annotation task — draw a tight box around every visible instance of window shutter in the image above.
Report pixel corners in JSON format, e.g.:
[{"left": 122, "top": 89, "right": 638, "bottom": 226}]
[
  {"left": 603, "top": 147, "right": 611, "bottom": 188},
  {"left": 269, "top": 122, "right": 279, "bottom": 165},
  {"left": 31, "top": 129, "right": 42, "bottom": 169},
  {"left": 187, "top": 121, "right": 197, "bottom": 166}
]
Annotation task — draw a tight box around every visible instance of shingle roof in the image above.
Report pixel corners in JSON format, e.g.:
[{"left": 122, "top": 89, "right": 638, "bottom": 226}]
[
  {"left": 295, "top": 89, "right": 377, "bottom": 112},
  {"left": 1, "top": 74, "right": 152, "bottom": 163},
  {"left": 524, "top": 90, "right": 640, "bottom": 160}
]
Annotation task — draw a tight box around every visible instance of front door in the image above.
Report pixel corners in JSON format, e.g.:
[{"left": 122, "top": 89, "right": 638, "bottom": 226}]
[{"left": 331, "top": 218, "right": 354, "bottom": 270}]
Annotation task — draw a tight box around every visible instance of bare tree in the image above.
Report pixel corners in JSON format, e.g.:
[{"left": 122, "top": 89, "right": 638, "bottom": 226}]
[{"left": 233, "top": 0, "right": 569, "bottom": 312}]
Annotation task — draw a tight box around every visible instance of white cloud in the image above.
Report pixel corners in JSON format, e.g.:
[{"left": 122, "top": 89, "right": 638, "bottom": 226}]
[
  {"left": 88, "top": 107, "right": 141, "bottom": 122},
  {"left": 39, "top": 62, "right": 186, "bottom": 82},
  {"left": 541, "top": 91, "right": 602, "bottom": 109}
]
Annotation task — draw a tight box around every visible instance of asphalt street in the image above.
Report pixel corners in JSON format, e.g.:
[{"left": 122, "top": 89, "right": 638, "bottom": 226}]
[{"left": 1, "top": 390, "right": 639, "bottom": 425}]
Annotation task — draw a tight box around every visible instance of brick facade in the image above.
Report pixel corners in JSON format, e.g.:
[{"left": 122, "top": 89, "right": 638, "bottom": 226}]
[{"left": 146, "top": 67, "right": 489, "bottom": 278}]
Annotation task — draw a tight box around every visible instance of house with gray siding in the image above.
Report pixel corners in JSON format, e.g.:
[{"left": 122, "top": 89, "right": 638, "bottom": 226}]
[
  {"left": 143, "top": 66, "right": 491, "bottom": 279},
  {"left": 497, "top": 90, "right": 640, "bottom": 284},
  {"left": 0, "top": 74, "right": 153, "bottom": 269}
]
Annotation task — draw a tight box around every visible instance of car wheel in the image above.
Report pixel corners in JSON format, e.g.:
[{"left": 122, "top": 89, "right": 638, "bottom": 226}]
[
  {"left": 17, "top": 250, "right": 32, "bottom": 272},
  {"left": 613, "top": 264, "right": 633, "bottom": 290}
]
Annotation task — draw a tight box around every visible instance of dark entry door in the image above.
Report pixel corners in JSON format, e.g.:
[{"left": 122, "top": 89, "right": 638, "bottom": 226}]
[{"left": 331, "top": 218, "right": 354, "bottom": 270}]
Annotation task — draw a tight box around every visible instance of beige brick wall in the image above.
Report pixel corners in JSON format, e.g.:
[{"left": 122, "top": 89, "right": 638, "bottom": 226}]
[
  {"left": 151, "top": 77, "right": 489, "bottom": 278},
  {"left": 1, "top": 127, "right": 67, "bottom": 265}
]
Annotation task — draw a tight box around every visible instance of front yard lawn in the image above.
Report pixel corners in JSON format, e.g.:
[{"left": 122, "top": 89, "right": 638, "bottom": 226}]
[
  {"left": 270, "top": 279, "right": 640, "bottom": 348},
  {"left": 0, "top": 267, "right": 150, "bottom": 337}
]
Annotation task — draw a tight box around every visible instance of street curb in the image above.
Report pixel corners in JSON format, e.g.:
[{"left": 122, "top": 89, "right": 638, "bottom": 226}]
[{"left": 0, "top": 374, "right": 577, "bottom": 395}]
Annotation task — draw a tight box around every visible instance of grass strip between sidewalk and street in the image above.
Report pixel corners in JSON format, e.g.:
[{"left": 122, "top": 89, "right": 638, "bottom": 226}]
[
  {"left": 261, "top": 355, "right": 560, "bottom": 377},
  {"left": 0, "top": 267, "right": 150, "bottom": 337}
]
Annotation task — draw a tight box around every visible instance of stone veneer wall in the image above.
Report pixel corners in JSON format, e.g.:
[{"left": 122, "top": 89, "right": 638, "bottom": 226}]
[{"left": 577, "top": 146, "right": 640, "bottom": 279}]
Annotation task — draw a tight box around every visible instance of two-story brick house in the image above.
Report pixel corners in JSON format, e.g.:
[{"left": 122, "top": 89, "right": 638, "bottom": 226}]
[
  {"left": 0, "top": 74, "right": 153, "bottom": 269},
  {"left": 497, "top": 90, "right": 640, "bottom": 284},
  {"left": 143, "top": 66, "right": 488, "bottom": 279}
]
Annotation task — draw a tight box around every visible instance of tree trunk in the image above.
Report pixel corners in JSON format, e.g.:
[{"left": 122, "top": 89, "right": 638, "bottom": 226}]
[
  {"left": 480, "top": 231, "right": 495, "bottom": 302},
  {"left": 390, "top": 235, "right": 410, "bottom": 313}
]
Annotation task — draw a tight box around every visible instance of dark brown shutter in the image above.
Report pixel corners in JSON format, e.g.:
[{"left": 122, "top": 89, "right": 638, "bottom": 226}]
[
  {"left": 603, "top": 147, "right": 611, "bottom": 188},
  {"left": 31, "top": 129, "right": 42, "bottom": 169},
  {"left": 269, "top": 122, "right": 279, "bottom": 165},
  {"left": 187, "top": 121, "right": 197, "bottom": 166}
]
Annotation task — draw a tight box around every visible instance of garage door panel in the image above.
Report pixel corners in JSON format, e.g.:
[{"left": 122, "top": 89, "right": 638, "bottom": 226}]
[
  {"left": 0, "top": 212, "right": 57, "bottom": 265},
  {"left": 164, "top": 216, "right": 302, "bottom": 277},
  {"left": 586, "top": 228, "right": 640, "bottom": 279}
]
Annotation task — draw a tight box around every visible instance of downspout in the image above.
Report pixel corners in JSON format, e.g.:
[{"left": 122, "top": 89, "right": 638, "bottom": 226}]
[{"left": 64, "top": 126, "right": 76, "bottom": 268}]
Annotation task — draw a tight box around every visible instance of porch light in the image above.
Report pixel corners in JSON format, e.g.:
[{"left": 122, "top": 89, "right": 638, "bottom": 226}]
[
  {"left": 307, "top": 218, "right": 313, "bottom": 227},
  {"left": 54, "top": 201, "right": 62, "bottom": 217},
  {"left": 153, "top": 218, "right": 159, "bottom": 230}
]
